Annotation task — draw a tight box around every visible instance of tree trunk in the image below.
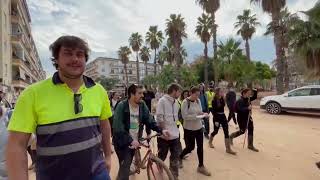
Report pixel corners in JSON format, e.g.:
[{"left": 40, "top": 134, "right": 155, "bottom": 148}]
[
  {"left": 284, "top": 58, "right": 289, "bottom": 91},
  {"left": 136, "top": 51, "right": 140, "bottom": 84},
  {"left": 124, "top": 63, "right": 129, "bottom": 86},
  {"left": 174, "top": 42, "right": 181, "bottom": 83},
  {"left": 154, "top": 49, "right": 157, "bottom": 75},
  {"left": 212, "top": 12, "right": 218, "bottom": 87},
  {"left": 245, "top": 38, "right": 253, "bottom": 88},
  {"left": 245, "top": 39, "right": 251, "bottom": 62},
  {"left": 272, "top": 11, "right": 285, "bottom": 95},
  {"left": 145, "top": 61, "right": 148, "bottom": 77},
  {"left": 204, "top": 42, "right": 208, "bottom": 84}
]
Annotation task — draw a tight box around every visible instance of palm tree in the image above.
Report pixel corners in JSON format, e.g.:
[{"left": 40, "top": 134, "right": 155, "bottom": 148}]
[
  {"left": 139, "top": 46, "right": 151, "bottom": 77},
  {"left": 165, "top": 14, "right": 187, "bottom": 68},
  {"left": 195, "top": 13, "right": 212, "bottom": 84},
  {"left": 265, "top": 8, "right": 299, "bottom": 90},
  {"left": 157, "top": 51, "right": 165, "bottom": 69},
  {"left": 251, "top": 0, "right": 286, "bottom": 94},
  {"left": 118, "top": 46, "right": 131, "bottom": 86},
  {"left": 234, "top": 9, "right": 260, "bottom": 62},
  {"left": 217, "top": 38, "right": 242, "bottom": 64},
  {"left": 129, "top": 32, "right": 143, "bottom": 84},
  {"left": 196, "top": 0, "right": 220, "bottom": 86},
  {"left": 177, "top": 46, "right": 188, "bottom": 64},
  {"left": 146, "top": 26, "right": 164, "bottom": 75},
  {"left": 289, "top": 2, "right": 320, "bottom": 77}
]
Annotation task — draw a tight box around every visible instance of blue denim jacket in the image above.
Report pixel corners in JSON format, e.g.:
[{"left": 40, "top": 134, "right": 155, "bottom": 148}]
[{"left": 199, "top": 93, "right": 208, "bottom": 112}]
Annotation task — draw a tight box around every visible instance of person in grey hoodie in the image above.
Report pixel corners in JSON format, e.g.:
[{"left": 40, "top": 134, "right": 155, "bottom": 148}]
[
  {"left": 156, "top": 83, "right": 182, "bottom": 180},
  {"left": 0, "top": 108, "right": 8, "bottom": 180},
  {"left": 179, "top": 87, "right": 211, "bottom": 177}
]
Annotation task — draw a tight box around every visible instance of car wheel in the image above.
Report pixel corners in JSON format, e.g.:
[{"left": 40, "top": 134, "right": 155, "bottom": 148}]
[{"left": 266, "top": 102, "right": 281, "bottom": 114}]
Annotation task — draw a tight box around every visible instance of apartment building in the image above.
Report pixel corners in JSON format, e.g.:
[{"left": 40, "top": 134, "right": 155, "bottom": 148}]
[
  {"left": 85, "top": 57, "right": 161, "bottom": 92},
  {"left": 0, "top": 0, "right": 46, "bottom": 102}
]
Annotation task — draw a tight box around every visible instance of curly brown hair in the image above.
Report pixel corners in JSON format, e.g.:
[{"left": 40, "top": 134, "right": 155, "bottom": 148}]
[{"left": 49, "top": 36, "right": 90, "bottom": 69}]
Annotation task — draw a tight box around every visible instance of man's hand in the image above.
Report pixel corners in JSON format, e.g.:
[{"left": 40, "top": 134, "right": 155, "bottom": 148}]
[
  {"left": 203, "top": 112, "right": 209, "bottom": 117},
  {"left": 105, "top": 155, "right": 111, "bottom": 172},
  {"left": 129, "top": 140, "right": 140, "bottom": 149},
  {"left": 248, "top": 105, "right": 252, "bottom": 110}
]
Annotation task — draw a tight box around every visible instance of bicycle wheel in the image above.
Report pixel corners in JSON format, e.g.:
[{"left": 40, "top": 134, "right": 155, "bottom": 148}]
[{"left": 147, "top": 154, "right": 175, "bottom": 180}]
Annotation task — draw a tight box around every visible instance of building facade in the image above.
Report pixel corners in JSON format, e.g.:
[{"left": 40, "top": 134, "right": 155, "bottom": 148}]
[
  {"left": 85, "top": 57, "right": 161, "bottom": 92},
  {"left": 0, "top": 0, "right": 46, "bottom": 103}
]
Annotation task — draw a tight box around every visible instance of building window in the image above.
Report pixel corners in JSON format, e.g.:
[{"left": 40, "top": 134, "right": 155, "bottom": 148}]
[
  {"left": 101, "top": 68, "right": 105, "bottom": 72},
  {"left": 111, "top": 69, "right": 114, "bottom": 74},
  {"left": 129, "top": 70, "right": 132, "bottom": 74}
]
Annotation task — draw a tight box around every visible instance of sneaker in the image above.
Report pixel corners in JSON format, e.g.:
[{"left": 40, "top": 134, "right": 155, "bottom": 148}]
[
  {"left": 316, "top": 162, "right": 320, "bottom": 169},
  {"left": 197, "top": 166, "right": 211, "bottom": 176}
]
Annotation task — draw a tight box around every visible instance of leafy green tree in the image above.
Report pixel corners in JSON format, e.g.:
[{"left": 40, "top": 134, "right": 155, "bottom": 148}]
[
  {"left": 96, "top": 76, "right": 119, "bottom": 91},
  {"left": 289, "top": 2, "right": 320, "bottom": 77}
]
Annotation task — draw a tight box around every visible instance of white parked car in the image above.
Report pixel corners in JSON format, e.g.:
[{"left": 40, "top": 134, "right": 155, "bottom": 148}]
[{"left": 260, "top": 85, "right": 320, "bottom": 114}]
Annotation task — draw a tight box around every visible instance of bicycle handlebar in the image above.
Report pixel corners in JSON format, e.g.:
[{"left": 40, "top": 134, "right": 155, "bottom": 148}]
[{"left": 138, "top": 133, "right": 161, "bottom": 143}]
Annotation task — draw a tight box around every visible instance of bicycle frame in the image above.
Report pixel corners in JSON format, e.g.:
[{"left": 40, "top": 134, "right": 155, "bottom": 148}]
[{"left": 133, "top": 134, "right": 159, "bottom": 174}]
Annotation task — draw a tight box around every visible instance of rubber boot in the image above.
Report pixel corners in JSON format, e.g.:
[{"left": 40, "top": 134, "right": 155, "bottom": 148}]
[
  {"left": 225, "top": 138, "right": 237, "bottom": 155},
  {"left": 229, "top": 131, "right": 242, "bottom": 145},
  {"left": 248, "top": 135, "right": 259, "bottom": 152},
  {"left": 208, "top": 135, "right": 215, "bottom": 148}
]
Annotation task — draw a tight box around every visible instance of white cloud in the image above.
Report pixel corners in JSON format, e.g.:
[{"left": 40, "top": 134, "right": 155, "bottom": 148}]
[{"left": 26, "top": 0, "right": 318, "bottom": 75}]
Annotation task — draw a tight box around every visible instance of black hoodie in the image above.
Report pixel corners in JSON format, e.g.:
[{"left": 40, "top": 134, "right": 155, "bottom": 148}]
[{"left": 236, "top": 90, "right": 258, "bottom": 128}]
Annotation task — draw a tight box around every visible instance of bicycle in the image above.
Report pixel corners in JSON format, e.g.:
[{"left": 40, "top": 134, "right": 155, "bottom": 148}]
[{"left": 130, "top": 134, "right": 175, "bottom": 180}]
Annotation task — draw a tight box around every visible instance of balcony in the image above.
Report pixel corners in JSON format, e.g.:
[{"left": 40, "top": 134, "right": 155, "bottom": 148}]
[
  {"left": 11, "top": 33, "right": 23, "bottom": 43},
  {"left": 12, "top": 78, "right": 29, "bottom": 89},
  {"left": 11, "top": 13, "right": 20, "bottom": 24}
]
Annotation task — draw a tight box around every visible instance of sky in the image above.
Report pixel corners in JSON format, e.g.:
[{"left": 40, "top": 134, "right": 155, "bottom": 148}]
[{"left": 26, "top": 0, "right": 318, "bottom": 76}]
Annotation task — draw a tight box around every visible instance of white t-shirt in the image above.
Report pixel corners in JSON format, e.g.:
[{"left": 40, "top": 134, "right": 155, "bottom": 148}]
[{"left": 129, "top": 104, "right": 140, "bottom": 141}]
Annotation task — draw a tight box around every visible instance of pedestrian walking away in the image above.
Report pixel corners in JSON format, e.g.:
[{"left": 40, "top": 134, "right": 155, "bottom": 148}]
[
  {"left": 6, "top": 36, "right": 113, "bottom": 180},
  {"left": 179, "top": 87, "right": 211, "bottom": 177},
  {"left": 112, "top": 84, "right": 170, "bottom": 180},
  {"left": 156, "top": 83, "right": 182, "bottom": 180},
  {"left": 143, "top": 85, "right": 156, "bottom": 137},
  {"left": 199, "top": 84, "right": 209, "bottom": 139},
  {"left": 226, "top": 85, "right": 238, "bottom": 126},
  {"left": 229, "top": 88, "right": 259, "bottom": 152},
  {"left": 208, "top": 88, "right": 237, "bottom": 155},
  {"left": 206, "top": 84, "right": 215, "bottom": 134}
]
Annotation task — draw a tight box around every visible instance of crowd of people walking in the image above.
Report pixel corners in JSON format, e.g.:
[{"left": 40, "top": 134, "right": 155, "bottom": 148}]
[{"left": 0, "top": 35, "right": 269, "bottom": 180}]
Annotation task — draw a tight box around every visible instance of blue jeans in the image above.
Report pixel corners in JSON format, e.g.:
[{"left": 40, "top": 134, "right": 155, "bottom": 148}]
[{"left": 92, "top": 170, "right": 110, "bottom": 180}]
